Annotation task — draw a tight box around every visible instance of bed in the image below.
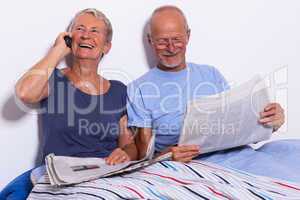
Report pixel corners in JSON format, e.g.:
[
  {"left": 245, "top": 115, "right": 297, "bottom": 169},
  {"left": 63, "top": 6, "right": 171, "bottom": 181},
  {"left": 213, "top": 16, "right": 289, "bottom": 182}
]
[{"left": 26, "top": 139, "right": 300, "bottom": 200}]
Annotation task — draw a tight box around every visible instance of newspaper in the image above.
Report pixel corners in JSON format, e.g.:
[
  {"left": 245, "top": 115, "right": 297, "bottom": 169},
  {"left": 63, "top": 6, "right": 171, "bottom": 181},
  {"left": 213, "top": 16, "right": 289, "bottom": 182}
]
[
  {"left": 45, "top": 135, "right": 172, "bottom": 186},
  {"left": 178, "top": 75, "right": 273, "bottom": 154}
]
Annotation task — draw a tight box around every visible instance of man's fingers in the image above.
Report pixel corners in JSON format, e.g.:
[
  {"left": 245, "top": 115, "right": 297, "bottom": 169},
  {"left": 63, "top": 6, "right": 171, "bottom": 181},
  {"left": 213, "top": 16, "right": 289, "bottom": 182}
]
[
  {"left": 176, "top": 156, "right": 194, "bottom": 163},
  {"left": 173, "top": 150, "right": 199, "bottom": 161},
  {"left": 259, "top": 116, "right": 274, "bottom": 123},
  {"left": 258, "top": 102, "right": 284, "bottom": 131},
  {"left": 259, "top": 114, "right": 281, "bottom": 123},
  {"left": 259, "top": 113, "right": 283, "bottom": 124},
  {"left": 266, "top": 119, "right": 283, "bottom": 128},
  {"left": 264, "top": 103, "right": 277, "bottom": 111},
  {"left": 171, "top": 145, "right": 200, "bottom": 162},
  {"left": 182, "top": 151, "right": 200, "bottom": 158},
  {"left": 260, "top": 109, "right": 276, "bottom": 118},
  {"left": 177, "top": 145, "right": 200, "bottom": 153}
]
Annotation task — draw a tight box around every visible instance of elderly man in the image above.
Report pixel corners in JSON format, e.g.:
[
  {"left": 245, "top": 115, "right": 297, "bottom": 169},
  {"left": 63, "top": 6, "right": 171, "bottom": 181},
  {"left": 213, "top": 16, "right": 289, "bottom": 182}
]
[{"left": 127, "top": 5, "right": 295, "bottom": 181}]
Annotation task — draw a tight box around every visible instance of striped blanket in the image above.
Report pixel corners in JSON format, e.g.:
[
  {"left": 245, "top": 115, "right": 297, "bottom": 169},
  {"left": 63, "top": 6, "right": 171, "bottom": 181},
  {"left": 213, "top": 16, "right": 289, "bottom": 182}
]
[{"left": 27, "top": 160, "right": 300, "bottom": 200}]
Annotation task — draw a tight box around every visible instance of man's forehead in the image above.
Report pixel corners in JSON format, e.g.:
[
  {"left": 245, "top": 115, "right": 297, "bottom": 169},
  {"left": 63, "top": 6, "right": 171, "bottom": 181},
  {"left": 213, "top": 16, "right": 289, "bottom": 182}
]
[
  {"left": 150, "top": 10, "right": 187, "bottom": 35},
  {"left": 152, "top": 10, "right": 185, "bottom": 25},
  {"left": 150, "top": 18, "right": 187, "bottom": 37}
]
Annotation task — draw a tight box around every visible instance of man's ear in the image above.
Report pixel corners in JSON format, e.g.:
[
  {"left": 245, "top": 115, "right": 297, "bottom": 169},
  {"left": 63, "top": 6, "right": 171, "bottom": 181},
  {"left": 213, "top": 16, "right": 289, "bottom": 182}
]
[
  {"left": 147, "top": 34, "right": 152, "bottom": 45},
  {"left": 186, "top": 29, "right": 191, "bottom": 42}
]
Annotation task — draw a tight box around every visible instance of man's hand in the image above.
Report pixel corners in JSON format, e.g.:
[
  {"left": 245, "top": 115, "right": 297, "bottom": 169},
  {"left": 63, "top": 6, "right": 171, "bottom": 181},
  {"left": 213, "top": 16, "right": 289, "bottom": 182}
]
[
  {"left": 259, "top": 103, "right": 285, "bottom": 132},
  {"left": 105, "top": 148, "right": 130, "bottom": 165},
  {"left": 170, "top": 145, "right": 200, "bottom": 163}
]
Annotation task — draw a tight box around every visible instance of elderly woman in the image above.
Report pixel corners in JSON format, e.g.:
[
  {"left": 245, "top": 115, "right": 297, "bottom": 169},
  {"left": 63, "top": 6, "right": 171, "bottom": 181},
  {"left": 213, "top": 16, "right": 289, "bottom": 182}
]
[{"left": 0, "top": 8, "right": 137, "bottom": 200}]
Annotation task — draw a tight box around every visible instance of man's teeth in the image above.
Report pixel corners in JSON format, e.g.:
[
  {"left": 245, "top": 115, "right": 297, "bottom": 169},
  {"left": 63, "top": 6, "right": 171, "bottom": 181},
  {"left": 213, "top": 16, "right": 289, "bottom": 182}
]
[
  {"left": 162, "top": 51, "right": 180, "bottom": 57},
  {"left": 163, "top": 53, "right": 177, "bottom": 57}
]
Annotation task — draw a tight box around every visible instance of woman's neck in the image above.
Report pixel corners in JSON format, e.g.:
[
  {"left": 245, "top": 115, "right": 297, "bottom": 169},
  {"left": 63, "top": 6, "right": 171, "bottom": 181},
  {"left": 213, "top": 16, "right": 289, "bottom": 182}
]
[
  {"left": 72, "top": 60, "right": 99, "bottom": 80},
  {"left": 63, "top": 59, "right": 110, "bottom": 95}
]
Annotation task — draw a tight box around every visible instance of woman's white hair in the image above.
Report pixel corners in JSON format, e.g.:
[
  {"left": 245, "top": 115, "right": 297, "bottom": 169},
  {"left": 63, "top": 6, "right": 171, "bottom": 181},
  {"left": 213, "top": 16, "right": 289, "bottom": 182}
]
[{"left": 67, "top": 8, "right": 113, "bottom": 43}]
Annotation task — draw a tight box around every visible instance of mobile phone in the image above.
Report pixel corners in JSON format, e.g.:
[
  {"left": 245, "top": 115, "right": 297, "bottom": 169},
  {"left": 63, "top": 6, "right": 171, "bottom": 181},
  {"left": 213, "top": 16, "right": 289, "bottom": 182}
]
[{"left": 64, "top": 35, "right": 72, "bottom": 48}]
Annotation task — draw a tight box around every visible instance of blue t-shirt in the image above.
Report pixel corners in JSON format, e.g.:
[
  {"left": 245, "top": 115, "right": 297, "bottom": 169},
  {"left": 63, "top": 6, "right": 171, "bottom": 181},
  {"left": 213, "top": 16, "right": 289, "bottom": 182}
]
[
  {"left": 127, "top": 63, "right": 229, "bottom": 152},
  {"left": 40, "top": 69, "right": 127, "bottom": 160}
]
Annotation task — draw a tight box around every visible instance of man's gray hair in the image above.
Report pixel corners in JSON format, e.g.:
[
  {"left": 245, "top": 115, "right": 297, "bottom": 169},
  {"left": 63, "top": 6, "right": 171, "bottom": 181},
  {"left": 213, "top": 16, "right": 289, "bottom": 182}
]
[
  {"left": 148, "top": 5, "right": 190, "bottom": 35},
  {"left": 67, "top": 8, "right": 113, "bottom": 43}
]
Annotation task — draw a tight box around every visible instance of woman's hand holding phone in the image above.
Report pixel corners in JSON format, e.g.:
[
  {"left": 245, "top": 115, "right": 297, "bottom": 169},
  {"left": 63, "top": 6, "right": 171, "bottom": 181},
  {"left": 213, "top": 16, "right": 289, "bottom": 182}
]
[
  {"left": 64, "top": 35, "right": 72, "bottom": 48},
  {"left": 52, "top": 32, "right": 72, "bottom": 59}
]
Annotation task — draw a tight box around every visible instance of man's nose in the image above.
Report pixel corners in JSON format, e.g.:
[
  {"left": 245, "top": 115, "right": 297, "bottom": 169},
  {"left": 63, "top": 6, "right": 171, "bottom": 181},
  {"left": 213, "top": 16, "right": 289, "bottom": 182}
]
[{"left": 166, "top": 39, "right": 177, "bottom": 52}]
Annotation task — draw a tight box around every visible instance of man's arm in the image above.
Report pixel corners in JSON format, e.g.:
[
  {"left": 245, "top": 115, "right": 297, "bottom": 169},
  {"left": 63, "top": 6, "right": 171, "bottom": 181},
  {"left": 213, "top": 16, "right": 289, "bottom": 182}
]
[{"left": 135, "top": 127, "right": 200, "bottom": 162}]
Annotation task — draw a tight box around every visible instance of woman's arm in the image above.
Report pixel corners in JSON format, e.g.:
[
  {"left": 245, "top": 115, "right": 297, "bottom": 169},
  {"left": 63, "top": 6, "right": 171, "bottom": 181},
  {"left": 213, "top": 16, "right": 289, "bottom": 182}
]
[
  {"left": 135, "top": 127, "right": 152, "bottom": 159},
  {"left": 105, "top": 115, "right": 138, "bottom": 165},
  {"left": 118, "top": 115, "right": 138, "bottom": 161},
  {"left": 15, "top": 32, "right": 70, "bottom": 103}
]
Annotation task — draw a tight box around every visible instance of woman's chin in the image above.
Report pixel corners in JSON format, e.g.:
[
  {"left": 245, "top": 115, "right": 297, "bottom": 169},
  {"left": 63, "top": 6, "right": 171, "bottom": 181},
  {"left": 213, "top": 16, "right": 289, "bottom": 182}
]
[{"left": 74, "top": 54, "right": 99, "bottom": 61}]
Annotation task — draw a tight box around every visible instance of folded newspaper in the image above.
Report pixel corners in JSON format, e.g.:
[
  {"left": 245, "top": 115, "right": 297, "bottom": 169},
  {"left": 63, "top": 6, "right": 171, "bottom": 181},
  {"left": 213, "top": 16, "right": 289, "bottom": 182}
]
[
  {"left": 178, "top": 75, "right": 273, "bottom": 154},
  {"left": 45, "top": 135, "right": 172, "bottom": 186}
]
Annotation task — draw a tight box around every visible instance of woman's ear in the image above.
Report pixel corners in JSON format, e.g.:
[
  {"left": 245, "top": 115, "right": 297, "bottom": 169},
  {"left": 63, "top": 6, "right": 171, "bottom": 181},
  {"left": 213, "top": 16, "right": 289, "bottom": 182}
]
[{"left": 103, "top": 42, "right": 112, "bottom": 55}]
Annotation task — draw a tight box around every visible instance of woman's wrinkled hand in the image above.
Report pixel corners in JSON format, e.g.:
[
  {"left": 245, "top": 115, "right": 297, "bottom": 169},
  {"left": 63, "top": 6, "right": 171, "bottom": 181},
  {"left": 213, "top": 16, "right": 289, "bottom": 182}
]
[
  {"left": 52, "top": 32, "right": 72, "bottom": 59},
  {"left": 105, "top": 148, "right": 130, "bottom": 165}
]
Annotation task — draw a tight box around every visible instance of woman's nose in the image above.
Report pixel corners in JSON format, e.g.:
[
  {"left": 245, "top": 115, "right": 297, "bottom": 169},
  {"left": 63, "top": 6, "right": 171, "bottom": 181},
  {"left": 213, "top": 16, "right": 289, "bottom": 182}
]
[{"left": 80, "top": 31, "right": 90, "bottom": 39}]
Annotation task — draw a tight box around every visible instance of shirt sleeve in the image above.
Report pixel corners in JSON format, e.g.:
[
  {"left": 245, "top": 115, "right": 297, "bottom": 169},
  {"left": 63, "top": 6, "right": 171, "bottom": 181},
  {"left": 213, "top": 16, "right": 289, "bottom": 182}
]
[
  {"left": 119, "top": 83, "right": 128, "bottom": 118},
  {"left": 212, "top": 66, "right": 230, "bottom": 91},
  {"left": 126, "top": 82, "right": 152, "bottom": 128}
]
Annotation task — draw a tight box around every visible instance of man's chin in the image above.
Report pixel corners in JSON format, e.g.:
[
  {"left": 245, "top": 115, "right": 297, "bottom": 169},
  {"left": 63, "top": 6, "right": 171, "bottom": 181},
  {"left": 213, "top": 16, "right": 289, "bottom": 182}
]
[
  {"left": 160, "top": 60, "right": 183, "bottom": 69},
  {"left": 164, "top": 64, "right": 180, "bottom": 68}
]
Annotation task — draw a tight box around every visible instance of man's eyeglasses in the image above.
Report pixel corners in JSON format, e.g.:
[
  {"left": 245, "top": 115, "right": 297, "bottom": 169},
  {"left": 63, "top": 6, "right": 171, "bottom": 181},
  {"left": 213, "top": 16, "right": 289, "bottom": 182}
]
[{"left": 151, "top": 36, "right": 186, "bottom": 50}]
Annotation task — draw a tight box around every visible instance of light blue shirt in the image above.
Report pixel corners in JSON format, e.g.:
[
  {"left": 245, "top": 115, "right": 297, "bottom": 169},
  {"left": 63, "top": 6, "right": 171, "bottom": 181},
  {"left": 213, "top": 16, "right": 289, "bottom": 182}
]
[{"left": 127, "top": 63, "right": 229, "bottom": 152}]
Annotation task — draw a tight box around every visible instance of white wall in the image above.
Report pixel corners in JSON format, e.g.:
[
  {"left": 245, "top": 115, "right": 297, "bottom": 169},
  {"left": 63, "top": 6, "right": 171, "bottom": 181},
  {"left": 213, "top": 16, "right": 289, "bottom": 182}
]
[{"left": 1, "top": 0, "right": 299, "bottom": 189}]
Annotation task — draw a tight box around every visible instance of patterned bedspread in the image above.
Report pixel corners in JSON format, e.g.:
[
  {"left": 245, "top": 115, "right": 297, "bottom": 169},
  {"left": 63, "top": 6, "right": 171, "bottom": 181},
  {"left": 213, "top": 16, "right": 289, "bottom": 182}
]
[{"left": 27, "top": 160, "right": 300, "bottom": 200}]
